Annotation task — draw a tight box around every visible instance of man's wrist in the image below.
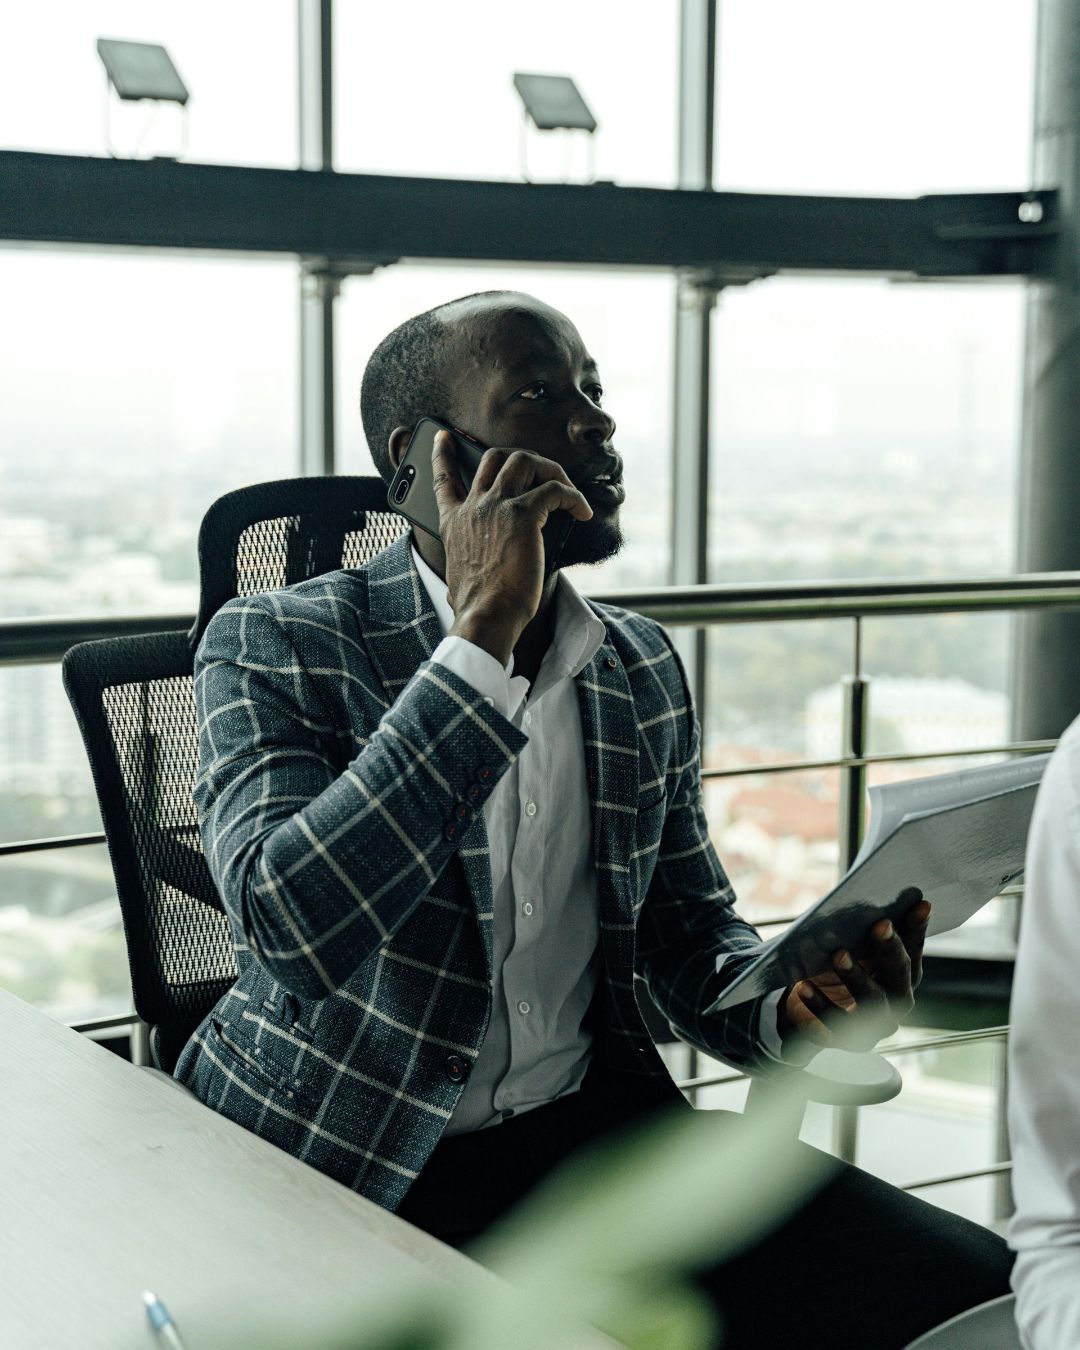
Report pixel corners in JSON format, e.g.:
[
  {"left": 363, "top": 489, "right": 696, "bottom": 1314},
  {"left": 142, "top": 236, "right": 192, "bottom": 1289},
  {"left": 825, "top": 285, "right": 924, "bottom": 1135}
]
[{"left": 448, "top": 608, "right": 520, "bottom": 667}]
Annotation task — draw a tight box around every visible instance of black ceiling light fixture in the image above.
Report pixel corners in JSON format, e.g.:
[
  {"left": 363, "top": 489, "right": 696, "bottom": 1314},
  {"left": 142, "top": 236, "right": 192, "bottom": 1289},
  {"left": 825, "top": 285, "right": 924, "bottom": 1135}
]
[
  {"left": 512, "top": 72, "right": 599, "bottom": 183},
  {"left": 96, "top": 38, "right": 190, "bottom": 160}
]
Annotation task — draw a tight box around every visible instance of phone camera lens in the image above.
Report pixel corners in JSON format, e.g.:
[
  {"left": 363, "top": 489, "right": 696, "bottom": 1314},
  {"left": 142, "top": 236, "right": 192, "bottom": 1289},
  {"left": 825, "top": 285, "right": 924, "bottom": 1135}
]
[{"left": 393, "top": 478, "right": 410, "bottom": 504}]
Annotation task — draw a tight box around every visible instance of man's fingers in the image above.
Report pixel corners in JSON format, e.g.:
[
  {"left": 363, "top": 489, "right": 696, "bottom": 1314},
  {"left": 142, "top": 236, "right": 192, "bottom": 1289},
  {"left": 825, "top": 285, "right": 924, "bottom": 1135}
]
[
  {"left": 789, "top": 983, "right": 834, "bottom": 1043},
  {"left": 830, "top": 949, "right": 894, "bottom": 1029},
  {"left": 897, "top": 891, "right": 932, "bottom": 989},
  {"left": 493, "top": 448, "right": 576, "bottom": 496},
  {"left": 866, "top": 918, "right": 913, "bottom": 997},
  {"left": 518, "top": 477, "right": 594, "bottom": 523},
  {"left": 471, "top": 446, "right": 509, "bottom": 493},
  {"left": 430, "top": 429, "right": 467, "bottom": 506}
]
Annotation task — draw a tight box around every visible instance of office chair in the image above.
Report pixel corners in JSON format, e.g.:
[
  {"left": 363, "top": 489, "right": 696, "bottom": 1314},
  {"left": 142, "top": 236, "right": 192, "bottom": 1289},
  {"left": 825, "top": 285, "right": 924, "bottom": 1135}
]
[
  {"left": 63, "top": 476, "right": 407, "bottom": 1070},
  {"left": 904, "top": 1293, "right": 1019, "bottom": 1348}
]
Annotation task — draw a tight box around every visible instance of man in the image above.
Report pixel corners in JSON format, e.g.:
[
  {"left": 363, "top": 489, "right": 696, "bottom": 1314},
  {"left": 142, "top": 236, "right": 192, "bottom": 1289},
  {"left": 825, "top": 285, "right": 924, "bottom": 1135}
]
[{"left": 177, "top": 290, "right": 1010, "bottom": 1346}]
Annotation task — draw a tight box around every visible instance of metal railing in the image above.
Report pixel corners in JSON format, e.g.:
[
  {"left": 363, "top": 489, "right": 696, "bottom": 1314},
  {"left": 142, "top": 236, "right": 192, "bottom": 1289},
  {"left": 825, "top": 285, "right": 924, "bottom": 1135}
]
[{"left": 3, "top": 570, "right": 1079, "bottom": 1164}]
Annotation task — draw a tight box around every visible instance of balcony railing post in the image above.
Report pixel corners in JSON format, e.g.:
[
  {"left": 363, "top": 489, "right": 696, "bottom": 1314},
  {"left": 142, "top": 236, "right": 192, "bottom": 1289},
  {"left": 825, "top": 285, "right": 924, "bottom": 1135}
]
[
  {"left": 833, "top": 659, "right": 871, "bottom": 1162},
  {"left": 838, "top": 673, "right": 870, "bottom": 874}
]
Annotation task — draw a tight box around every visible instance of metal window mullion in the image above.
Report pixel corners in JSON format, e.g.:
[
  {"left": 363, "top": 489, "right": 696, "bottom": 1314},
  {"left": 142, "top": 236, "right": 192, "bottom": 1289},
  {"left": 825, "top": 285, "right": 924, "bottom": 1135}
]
[
  {"left": 298, "top": 0, "right": 336, "bottom": 477},
  {"left": 671, "top": 0, "right": 719, "bottom": 719}
]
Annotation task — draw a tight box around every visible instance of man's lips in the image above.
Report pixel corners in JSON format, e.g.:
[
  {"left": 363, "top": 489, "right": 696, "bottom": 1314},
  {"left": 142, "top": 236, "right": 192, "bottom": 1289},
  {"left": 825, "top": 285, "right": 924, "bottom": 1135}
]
[{"left": 579, "top": 476, "right": 625, "bottom": 506}]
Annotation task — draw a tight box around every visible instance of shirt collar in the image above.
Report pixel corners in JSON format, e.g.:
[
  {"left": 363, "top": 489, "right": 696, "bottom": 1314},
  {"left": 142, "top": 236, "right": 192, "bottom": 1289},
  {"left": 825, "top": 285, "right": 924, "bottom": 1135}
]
[{"left": 410, "top": 544, "right": 606, "bottom": 680}]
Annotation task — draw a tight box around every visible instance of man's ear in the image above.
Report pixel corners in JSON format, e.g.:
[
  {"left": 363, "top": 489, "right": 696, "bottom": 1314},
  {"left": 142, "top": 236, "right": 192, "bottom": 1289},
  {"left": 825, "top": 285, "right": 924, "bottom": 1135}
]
[{"left": 387, "top": 425, "right": 413, "bottom": 472}]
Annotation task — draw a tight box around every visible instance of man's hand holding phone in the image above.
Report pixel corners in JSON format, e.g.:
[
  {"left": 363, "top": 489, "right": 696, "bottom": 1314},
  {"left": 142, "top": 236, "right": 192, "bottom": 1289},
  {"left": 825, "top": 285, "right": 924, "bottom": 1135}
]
[{"left": 431, "top": 430, "right": 593, "bottom": 666}]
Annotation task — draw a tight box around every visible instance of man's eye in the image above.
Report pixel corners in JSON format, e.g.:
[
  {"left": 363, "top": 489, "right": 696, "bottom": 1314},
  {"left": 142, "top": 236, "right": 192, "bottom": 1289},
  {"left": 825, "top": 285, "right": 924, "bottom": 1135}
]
[
  {"left": 588, "top": 385, "right": 604, "bottom": 403},
  {"left": 519, "top": 383, "right": 548, "bottom": 400}
]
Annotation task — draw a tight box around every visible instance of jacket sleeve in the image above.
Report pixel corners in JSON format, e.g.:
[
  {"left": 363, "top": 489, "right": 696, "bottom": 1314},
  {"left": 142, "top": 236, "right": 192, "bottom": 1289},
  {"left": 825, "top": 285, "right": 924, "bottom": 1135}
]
[
  {"left": 634, "top": 636, "right": 775, "bottom": 1071},
  {"left": 192, "top": 594, "right": 527, "bottom": 999}
]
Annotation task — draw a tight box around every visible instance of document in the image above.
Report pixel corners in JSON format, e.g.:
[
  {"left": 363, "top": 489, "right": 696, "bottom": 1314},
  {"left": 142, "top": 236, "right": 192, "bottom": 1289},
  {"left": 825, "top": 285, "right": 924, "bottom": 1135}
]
[{"left": 712, "top": 753, "right": 1050, "bottom": 1011}]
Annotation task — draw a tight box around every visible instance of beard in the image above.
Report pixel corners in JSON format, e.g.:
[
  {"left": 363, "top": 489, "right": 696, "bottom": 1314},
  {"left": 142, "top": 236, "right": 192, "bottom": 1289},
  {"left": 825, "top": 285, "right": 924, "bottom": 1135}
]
[{"left": 553, "top": 507, "right": 624, "bottom": 569}]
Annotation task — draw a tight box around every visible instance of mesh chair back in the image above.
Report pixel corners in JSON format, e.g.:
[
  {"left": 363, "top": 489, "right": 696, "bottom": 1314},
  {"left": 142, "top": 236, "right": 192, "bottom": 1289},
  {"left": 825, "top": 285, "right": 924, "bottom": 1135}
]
[
  {"left": 63, "top": 631, "right": 235, "bottom": 1070},
  {"left": 190, "top": 475, "right": 407, "bottom": 647},
  {"left": 65, "top": 475, "right": 406, "bottom": 1070}
]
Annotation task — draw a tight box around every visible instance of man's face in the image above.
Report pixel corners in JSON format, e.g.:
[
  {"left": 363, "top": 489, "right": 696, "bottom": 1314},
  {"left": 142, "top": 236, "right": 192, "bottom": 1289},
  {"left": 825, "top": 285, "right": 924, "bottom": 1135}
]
[{"left": 441, "top": 297, "right": 623, "bottom": 569}]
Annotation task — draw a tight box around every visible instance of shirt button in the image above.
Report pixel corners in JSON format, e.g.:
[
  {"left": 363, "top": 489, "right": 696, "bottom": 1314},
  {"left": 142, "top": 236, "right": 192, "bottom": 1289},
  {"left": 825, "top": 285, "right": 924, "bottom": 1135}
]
[
  {"left": 517, "top": 1000, "right": 530, "bottom": 1016},
  {"left": 483, "top": 696, "right": 494, "bottom": 707},
  {"left": 521, "top": 901, "right": 534, "bottom": 917},
  {"left": 524, "top": 800, "right": 537, "bottom": 817},
  {"left": 524, "top": 711, "right": 532, "bottom": 726}
]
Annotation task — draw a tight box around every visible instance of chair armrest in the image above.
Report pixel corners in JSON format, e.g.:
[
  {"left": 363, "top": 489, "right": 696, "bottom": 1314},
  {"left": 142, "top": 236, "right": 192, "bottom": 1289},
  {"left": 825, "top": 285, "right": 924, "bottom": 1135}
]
[{"left": 745, "top": 1049, "right": 902, "bottom": 1122}]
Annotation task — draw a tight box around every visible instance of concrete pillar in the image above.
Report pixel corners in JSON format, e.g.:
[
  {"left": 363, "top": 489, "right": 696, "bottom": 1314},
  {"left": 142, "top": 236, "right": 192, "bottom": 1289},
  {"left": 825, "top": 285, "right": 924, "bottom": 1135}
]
[{"left": 1013, "top": 0, "right": 1080, "bottom": 740}]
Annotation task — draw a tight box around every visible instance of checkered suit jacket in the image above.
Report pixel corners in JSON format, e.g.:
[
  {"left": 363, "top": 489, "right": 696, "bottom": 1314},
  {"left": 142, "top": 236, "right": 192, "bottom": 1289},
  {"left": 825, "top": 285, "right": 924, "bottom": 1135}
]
[{"left": 175, "top": 535, "right": 773, "bottom": 1211}]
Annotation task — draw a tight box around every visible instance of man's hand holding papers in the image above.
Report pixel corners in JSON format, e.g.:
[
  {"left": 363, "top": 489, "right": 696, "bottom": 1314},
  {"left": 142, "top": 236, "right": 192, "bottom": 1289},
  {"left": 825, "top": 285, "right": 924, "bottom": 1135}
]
[{"left": 776, "top": 893, "right": 931, "bottom": 1054}]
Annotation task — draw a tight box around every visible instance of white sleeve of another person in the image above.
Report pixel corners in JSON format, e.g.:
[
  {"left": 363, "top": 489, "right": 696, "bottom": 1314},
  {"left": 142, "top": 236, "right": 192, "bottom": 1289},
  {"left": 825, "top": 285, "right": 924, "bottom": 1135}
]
[{"left": 1009, "top": 716, "right": 1080, "bottom": 1349}]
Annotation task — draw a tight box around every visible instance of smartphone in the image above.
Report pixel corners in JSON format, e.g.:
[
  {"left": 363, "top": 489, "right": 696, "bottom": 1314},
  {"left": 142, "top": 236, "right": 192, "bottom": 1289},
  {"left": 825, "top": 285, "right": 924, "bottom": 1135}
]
[{"left": 386, "top": 416, "right": 574, "bottom": 572}]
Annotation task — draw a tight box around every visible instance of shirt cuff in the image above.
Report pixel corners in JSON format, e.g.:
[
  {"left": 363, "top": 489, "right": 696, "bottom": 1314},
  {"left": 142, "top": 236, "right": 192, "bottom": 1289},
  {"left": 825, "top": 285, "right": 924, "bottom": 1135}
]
[
  {"left": 715, "top": 952, "right": 786, "bottom": 1062},
  {"left": 431, "top": 635, "right": 514, "bottom": 718},
  {"left": 757, "top": 988, "right": 786, "bottom": 1061}
]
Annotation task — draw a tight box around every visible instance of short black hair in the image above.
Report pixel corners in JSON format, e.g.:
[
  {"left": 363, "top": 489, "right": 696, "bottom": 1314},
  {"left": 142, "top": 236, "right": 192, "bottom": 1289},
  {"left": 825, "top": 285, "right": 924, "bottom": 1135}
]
[{"left": 359, "top": 290, "right": 515, "bottom": 483}]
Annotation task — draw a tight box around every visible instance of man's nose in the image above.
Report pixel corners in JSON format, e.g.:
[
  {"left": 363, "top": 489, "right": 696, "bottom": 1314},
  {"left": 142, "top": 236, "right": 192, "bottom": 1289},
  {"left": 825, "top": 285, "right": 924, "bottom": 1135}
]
[{"left": 569, "top": 397, "right": 616, "bottom": 443}]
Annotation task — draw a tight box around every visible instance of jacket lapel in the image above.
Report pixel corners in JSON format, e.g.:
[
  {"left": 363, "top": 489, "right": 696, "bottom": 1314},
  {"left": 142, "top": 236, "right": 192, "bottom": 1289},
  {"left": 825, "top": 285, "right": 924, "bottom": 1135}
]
[
  {"left": 358, "top": 536, "right": 495, "bottom": 978},
  {"left": 576, "top": 634, "right": 639, "bottom": 970}
]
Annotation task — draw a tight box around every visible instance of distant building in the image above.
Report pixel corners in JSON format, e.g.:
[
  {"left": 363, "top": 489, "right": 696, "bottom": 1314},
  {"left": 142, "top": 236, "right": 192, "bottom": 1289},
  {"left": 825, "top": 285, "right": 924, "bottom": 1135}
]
[{"left": 805, "top": 676, "right": 1008, "bottom": 761}]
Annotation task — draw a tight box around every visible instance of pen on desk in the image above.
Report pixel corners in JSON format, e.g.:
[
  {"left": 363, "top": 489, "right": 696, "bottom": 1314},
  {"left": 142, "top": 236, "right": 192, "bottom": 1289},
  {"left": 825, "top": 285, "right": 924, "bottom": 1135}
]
[{"left": 143, "top": 1291, "right": 189, "bottom": 1350}]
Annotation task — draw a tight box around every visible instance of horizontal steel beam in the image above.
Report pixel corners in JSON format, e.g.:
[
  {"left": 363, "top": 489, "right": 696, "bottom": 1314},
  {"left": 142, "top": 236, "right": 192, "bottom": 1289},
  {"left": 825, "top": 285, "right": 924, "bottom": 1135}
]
[{"left": 0, "top": 151, "right": 1060, "bottom": 278}]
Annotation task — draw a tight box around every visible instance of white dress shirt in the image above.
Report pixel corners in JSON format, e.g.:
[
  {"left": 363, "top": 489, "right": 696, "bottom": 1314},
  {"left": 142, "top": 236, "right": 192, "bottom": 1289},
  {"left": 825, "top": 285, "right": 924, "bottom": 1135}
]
[
  {"left": 1009, "top": 713, "right": 1080, "bottom": 1348},
  {"left": 411, "top": 547, "right": 608, "bottom": 1133}
]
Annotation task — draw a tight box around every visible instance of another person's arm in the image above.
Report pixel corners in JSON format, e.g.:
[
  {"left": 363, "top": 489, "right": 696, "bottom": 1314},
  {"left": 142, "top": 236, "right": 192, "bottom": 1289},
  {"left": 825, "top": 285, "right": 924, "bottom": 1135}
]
[{"left": 1009, "top": 721, "right": 1080, "bottom": 1349}]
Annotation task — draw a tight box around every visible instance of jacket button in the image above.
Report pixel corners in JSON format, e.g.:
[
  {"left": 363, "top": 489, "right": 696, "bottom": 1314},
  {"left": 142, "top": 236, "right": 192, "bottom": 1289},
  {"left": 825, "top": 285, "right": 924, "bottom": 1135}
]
[
  {"left": 446, "top": 1055, "right": 468, "bottom": 1083},
  {"left": 478, "top": 765, "right": 493, "bottom": 781},
  {"left": 455, "top": 802, "right": 469, "bottom": 821},
  {"left": 444, "top": 822, "right": 458, "bottom": 841},
  {"left": 467, "top": 784, "right": 484, "bottom": 804}
]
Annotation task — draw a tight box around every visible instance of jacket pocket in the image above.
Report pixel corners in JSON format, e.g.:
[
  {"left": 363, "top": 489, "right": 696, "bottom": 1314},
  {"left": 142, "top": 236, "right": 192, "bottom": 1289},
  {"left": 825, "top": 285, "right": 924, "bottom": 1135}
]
[{"left": 209, "top": 1016, "right": 309, "bottom": 1106}]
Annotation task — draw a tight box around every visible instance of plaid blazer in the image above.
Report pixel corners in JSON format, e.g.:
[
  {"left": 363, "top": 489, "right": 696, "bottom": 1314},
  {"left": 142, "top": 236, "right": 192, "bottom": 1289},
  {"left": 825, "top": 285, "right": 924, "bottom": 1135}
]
[{"left": 175, "top": 535, "right": 772, "bottom": 1211}]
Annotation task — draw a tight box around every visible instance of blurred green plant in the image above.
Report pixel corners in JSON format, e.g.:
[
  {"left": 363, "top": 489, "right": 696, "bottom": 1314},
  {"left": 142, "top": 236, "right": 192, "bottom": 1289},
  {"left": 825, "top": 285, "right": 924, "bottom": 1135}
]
[{"left": 210, "top": 1075, "right": 833, "bottom": 1350}]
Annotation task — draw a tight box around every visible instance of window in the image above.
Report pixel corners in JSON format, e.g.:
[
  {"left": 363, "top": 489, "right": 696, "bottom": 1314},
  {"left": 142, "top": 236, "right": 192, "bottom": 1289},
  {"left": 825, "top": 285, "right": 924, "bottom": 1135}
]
[
  {"left": 0, "top": 252, "right": 298, "bottom": 620},
  {"left": 0, "top": 252, "right": 297, "bottom": 1022},
  {"left": 715, "top": 0, "right": 1034, "bottom": 195},
  {"left": 334, "top": 1, "right": 678, "bottom": 188},
  {"left": 0, "top": 1, "right": 297, "bottom": 166},
  {"left": 708, "top": 279, "right": 1025, "bottom": 585}
]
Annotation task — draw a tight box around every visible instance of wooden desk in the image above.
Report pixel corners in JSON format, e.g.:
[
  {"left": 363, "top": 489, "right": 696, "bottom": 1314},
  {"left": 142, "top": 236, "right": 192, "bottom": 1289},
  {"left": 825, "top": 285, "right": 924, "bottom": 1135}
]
[{"left": 0, "top": 990, "right": 505, "bottom": 1349}]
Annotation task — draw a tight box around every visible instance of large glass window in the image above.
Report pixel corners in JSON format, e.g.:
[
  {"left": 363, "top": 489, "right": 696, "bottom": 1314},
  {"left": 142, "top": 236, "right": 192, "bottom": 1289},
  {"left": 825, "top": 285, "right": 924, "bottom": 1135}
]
[
  {"left": 0, "top": 252, "right": 297, "bottom": 1023},
  {"left": 0, "top": 2, "right": 297, "bottom": 166},
  {"left": 334, "top": 2, "right": 678, "bottom": 188},
  {"left": 715, "top": 0, "right": 1034, "bottom": 194},
  {"left": 0, "top": 252, "right": 298, "bottom": 620},
  {"left": 708, "top": 279, "right": 1025, "bottom": 585},
  {"left": 336, "top": 266, "right": 675, "bottom": 591}
]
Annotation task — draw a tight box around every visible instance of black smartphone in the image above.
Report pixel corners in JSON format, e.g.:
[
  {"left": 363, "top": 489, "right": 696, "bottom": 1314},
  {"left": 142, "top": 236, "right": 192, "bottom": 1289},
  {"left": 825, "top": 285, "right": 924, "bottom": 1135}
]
[{"left": 386, "top": 416, "right": 574, "bottom": 572}]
